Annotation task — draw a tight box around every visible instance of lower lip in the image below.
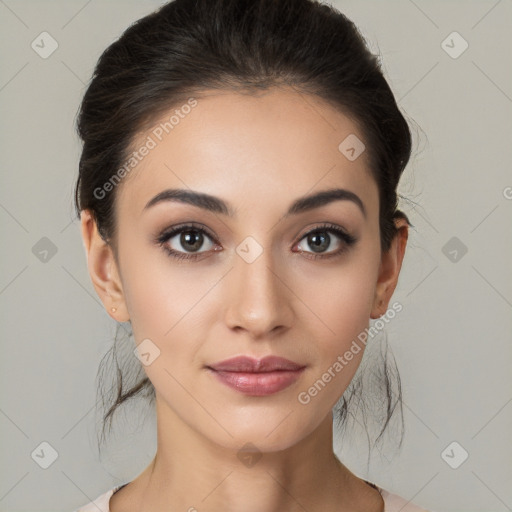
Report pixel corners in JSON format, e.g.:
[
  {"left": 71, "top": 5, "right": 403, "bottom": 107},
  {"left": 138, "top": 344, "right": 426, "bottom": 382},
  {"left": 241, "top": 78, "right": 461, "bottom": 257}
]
[{"left": 207, "top": 368, "right": 305, "bottom": 396}]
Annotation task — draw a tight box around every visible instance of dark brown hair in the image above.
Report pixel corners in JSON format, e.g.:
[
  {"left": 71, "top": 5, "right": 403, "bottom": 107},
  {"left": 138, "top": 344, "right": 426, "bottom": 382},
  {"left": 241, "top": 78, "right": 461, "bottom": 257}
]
[{"left": 74, "top": 0, "right": 415, "bottom": 461}]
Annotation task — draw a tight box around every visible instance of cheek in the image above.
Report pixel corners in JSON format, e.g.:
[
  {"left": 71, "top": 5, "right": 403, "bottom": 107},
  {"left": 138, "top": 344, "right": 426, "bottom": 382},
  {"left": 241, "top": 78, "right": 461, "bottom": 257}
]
[
  {"left": 295, "top": 251, "right": 379, "bottom": 342},
  {"left": 291, "top": 248, "right": 380, "bottom": 393},
  {"left": 119, "top": 250, "right": 212, "bottom": 401},
  {"left": 119, "top": 234, "right": 212, "bottom": 342}
]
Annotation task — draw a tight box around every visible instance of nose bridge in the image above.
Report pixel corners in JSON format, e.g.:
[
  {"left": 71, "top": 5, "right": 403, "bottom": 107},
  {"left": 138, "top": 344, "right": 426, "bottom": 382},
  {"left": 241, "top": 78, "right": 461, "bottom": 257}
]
[{"left": 225, "top": 237, "right": 291, "bottom": 336}]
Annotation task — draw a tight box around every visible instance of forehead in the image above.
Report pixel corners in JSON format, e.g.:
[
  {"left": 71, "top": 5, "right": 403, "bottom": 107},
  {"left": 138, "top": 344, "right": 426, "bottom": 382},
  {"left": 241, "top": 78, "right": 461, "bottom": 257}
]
[{"left": 116, "top": 87, "right": 378, "bottom": 221}]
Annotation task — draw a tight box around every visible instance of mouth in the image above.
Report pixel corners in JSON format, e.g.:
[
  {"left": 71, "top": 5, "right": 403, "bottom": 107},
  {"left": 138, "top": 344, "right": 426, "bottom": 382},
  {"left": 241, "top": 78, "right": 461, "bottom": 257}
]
[{"left": 206, "top": 355, "right": 306, "bottom": 396}]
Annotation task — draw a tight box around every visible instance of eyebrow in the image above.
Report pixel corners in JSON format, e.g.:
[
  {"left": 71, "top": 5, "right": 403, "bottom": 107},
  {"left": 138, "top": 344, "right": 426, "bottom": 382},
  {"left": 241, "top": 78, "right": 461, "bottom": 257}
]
[{"left": 143, "top": 187, "right": 366, "bottom": 219}]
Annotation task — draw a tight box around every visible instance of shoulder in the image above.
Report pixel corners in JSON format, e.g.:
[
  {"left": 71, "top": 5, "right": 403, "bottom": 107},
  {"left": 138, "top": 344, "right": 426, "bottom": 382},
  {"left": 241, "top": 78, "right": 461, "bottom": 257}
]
[
  {"left": 376, "top": 486, "right": 433, "bottom": 512},
  {"left": 73, "top": 484, "right": 125, "bottom": 512}
]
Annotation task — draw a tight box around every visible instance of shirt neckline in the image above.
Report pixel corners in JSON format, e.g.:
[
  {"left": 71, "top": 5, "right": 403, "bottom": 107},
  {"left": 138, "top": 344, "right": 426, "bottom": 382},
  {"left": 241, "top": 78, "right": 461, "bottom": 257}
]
[{"left": 108, "top": 480, "right": 385, "bottom": 510}]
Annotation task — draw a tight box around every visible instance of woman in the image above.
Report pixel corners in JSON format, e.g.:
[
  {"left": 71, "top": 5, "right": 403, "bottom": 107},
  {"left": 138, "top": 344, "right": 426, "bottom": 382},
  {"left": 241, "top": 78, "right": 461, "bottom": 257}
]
[{"left": 74, "top": 0, "right": 430, "bottom": 510}]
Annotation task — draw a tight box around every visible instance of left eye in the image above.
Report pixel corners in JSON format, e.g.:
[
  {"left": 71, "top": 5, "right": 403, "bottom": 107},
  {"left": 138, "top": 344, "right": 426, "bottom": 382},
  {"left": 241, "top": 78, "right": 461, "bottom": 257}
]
[{"left": 294, "top": 224, "right": 357, "bottom": 258}]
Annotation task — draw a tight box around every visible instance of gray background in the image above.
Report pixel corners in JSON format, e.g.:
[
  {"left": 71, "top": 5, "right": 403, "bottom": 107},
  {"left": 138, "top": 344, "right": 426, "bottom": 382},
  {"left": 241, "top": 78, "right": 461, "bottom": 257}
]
[{"left": 0, "top": 1, "right": 511, "bottom": 511}]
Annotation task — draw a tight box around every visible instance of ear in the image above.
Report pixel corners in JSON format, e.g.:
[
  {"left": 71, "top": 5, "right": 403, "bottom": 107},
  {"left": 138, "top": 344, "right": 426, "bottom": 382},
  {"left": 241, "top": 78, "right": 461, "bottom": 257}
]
[
  {"left": 370, "top": 216, "right": 409, "bottom": 319},
  {"left": 80, "top": 209, "right": 130, "bottom": 322}
]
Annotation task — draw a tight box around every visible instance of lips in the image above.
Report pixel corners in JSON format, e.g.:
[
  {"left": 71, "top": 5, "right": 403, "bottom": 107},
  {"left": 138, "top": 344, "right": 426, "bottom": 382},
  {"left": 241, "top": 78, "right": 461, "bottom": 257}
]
[
  {"left": 207, "top": 355, "right": 305, "bottom": 373},
  {"left": 206, "top": 356, "right": 307, "bottom": 396}
]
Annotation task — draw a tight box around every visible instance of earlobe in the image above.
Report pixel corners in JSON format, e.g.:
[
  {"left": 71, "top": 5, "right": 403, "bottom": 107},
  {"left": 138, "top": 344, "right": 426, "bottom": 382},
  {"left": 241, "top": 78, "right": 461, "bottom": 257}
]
[
  {"left": 80, "top": 209, "right": 130, "bottom": 322},
  {"left": 370, "top": 218, "right": 409, "bottom": 319}
]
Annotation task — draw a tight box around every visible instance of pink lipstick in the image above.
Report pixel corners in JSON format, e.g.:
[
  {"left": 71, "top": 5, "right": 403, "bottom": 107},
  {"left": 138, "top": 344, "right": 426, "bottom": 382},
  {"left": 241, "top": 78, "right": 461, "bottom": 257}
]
[{"left": 206, "top": 355, "right": 306, "bottom": 396}]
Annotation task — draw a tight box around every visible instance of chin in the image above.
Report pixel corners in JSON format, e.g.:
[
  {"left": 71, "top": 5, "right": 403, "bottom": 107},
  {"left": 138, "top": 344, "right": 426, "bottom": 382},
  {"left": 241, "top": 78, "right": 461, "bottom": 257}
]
[{"left": 206, "top": 414, "right": 317, "bottom": 454}]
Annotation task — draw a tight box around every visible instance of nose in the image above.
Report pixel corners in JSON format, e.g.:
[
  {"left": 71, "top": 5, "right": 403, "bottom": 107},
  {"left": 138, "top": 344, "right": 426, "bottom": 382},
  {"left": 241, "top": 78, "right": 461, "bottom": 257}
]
[{"left": 224, "top": 244, "right": 293, "bottom": 339}]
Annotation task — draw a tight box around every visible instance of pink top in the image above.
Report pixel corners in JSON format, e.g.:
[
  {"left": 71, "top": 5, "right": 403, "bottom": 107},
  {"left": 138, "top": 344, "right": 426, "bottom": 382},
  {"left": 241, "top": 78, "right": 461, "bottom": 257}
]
[{"left": 74, "top": 482, "right": 432, "bottom": 511}]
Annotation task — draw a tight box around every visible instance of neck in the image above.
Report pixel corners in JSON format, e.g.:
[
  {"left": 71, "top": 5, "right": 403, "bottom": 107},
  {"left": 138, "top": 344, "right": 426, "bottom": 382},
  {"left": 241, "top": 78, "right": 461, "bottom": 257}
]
[{"left": 118, "top": 401, "right": 380, "bottom": 512}]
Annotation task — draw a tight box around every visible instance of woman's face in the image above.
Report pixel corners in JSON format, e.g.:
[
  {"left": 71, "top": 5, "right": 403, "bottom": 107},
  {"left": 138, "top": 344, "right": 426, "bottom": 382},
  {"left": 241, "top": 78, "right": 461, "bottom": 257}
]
[{"left": 84, "top": 87, "right": 405, "bottom": 452}]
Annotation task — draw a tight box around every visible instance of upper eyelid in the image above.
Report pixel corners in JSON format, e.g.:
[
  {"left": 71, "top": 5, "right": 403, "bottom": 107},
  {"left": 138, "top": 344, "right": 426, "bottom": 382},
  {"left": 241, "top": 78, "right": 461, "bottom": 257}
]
[{"left": 158, "top": 222, "right": 217, "bottom": 240}]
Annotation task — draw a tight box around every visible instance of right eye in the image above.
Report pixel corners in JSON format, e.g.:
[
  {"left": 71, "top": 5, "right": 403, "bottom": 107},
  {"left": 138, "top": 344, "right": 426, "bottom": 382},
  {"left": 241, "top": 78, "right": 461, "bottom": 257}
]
[{"left": 156, "top": 223, "right": 221, "bottom": 261}]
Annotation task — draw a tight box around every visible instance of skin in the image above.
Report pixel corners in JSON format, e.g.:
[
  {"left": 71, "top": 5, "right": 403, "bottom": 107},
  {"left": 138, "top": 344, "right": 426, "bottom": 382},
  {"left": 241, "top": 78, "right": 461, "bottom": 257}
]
[{"left": 81, "top": 86, "right": 408, "bottom": 512}]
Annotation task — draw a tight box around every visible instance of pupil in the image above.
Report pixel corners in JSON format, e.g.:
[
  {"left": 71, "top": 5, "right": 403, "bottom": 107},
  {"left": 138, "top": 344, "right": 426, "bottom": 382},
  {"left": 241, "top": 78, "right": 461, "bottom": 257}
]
[{"left": 181, "top": 230, "right": 203, "bottom": 252}]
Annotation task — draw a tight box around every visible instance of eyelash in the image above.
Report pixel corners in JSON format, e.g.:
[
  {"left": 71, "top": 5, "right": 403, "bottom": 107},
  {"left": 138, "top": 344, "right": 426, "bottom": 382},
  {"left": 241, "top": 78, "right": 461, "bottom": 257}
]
[{"left": 155, "top": 222, "right": 357, "bottom": 262}]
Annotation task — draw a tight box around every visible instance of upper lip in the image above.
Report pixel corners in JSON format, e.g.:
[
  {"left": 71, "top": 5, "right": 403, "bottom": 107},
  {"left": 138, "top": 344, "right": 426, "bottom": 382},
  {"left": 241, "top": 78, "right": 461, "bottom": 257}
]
[{"left": 207, "top": 355, "right": 305, "bottom": 372}]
